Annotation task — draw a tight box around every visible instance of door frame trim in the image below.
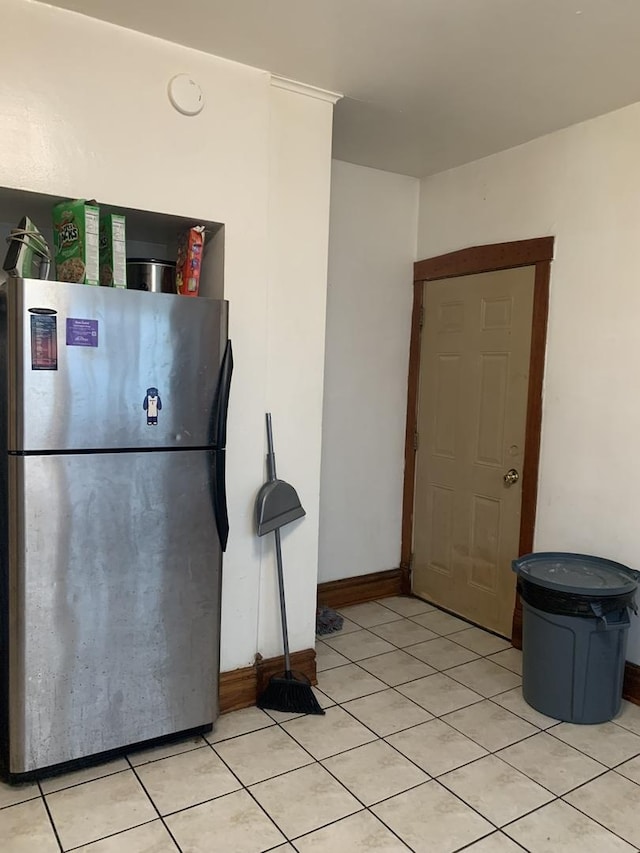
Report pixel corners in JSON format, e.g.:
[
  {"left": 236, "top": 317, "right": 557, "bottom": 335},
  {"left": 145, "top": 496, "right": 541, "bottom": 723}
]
[{"left": 401, "top": 237, "right": 554, "bottom": 643}]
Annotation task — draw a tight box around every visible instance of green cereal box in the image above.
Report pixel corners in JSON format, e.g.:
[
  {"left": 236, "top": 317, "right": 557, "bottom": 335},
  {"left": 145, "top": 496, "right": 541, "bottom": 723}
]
[
  {"left": 52, "top": 199, "right": 100, "bottom": 285},
  {"left": 99, "top": 213, "right": 126, "bottom": 287}
]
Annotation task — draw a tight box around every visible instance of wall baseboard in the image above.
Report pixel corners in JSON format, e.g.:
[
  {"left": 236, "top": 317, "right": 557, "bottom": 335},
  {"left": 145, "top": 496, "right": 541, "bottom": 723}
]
[
  {"left": 218, "top": 664, "right": 257, "bottom": 715},
  {"left": 219, "top": 648, "right": 317, "bottom": 714},
  {"left": 623, "top": 661, "right": 640, "bottom": 707},
  {"left": 317, "top": 568, "right": 403, "bottom": 610}
]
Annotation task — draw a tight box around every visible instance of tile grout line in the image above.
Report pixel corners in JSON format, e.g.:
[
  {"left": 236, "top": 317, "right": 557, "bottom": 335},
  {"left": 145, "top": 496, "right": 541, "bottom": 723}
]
[
  {"left": 542, "top": 725, "right": 640, "bottom": 771},
  {"left": 127, "top": 740, "right": 209, "bottom": 769},
  {"left": 339, "top": 603, "right": 640, "bottom": 727},
  {"left": 323, "top": 624, "right": 555, "bottom": 732},
  {"left": 357, "top": 606, "right": 640, "bottom": 848},
  {"left": 500, "top": 789, "right": 638, "bottom": 850},
  {"left": 375, "top": 597, "right": 436, "bottom": 617},
  {"left": 360, "top": 605, "right": 640, "bottom": 733},
  {"left": 484, "top": 693, "right": 561, "bottom": 730},
  {"left": 269, "top": 706, "right": 420, "bottom": 852},
  {"left": 324, "top": 622, "right": 521, "bottom": 684},
  {"left": 612, "top": 718, "right": 640, "bottom": 737},
  {"left": 455, "top": 830, "right": 529, "bottom": 853},
  {"left": 345, "top": 667, "right": 482, "bottom": 719},
  {"left": 38, "top": 764, "right": 133, "bottom": 795},
  {"left": 210, "top": 718, "right": 364, "bottom": 845},
  {"left": 432, "top": 773, "right": 557, "bottom": 841},
  {"left": 37, "top": 781, "right": 64, "bottom": 852},
  {"left": 259, "top": 704, "right": 432, "bottom": 848},
  {"left": 23, "top": 748, "right": 640, "bottom": 848},
  {"left": 317, "top": 690, "right": 510, "bottom": 833},
  {"left": 0, "top": 792, "right": 42, "bottom": 812},
  {"left": 320, "top": 643, "right": 638, "bottom": 841},
  {"left": 379, "top": 772, "right": 503, "bottom": 845},
  {"left": 330, "top": 616, "right": 640, "bottom": 784},
  {"left": 248, "top": 768, "right": 367, "bottom": 845},
  {"left": 134, "top": 741, "right": 253, "bottom": 826},
  {"left": 124, "top": 755, "right": 184, "bottom": 853},
  {"left": 337, "top": 601, "right": 511, "bottom": 645},
  {"left": 130, "top": 729, "right": 353, "bottom": 849},
  {"left": 289, "top": 805, "right": 413, "bottom": 851},
  {"left": 322, "top": 658, "right": 527, "bottom": 752},
  {"left": 215, "top": 696, "right": 631, "bottom": 853},
  {"left": 441, "top": 713, "right": 548, "bottom": 757},
  {"left": 151, "top": 608, "right": 639, "bottom": 851},
  {"left": 62, "top": 819, "right": 162, "bottom": 852},
  {"left": 494, "top": 732, "right": 612, "bottom": 788},
  {"left": 328, "top": 654, "right": 640, "bottom": 846},
  {"left": 385, "top": 681, "right": 640, "bottom": 797}
]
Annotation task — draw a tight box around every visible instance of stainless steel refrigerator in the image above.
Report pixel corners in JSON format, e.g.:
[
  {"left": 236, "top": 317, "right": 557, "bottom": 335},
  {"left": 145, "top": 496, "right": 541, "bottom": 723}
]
[{"left": 0, "top": 277, "right": 232, "bottom": 780}]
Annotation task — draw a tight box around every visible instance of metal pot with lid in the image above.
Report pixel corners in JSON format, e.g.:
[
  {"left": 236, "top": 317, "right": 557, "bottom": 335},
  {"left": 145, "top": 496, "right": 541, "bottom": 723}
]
[{"left": 127, "top": 259, "right": 176, "bottom": 293}]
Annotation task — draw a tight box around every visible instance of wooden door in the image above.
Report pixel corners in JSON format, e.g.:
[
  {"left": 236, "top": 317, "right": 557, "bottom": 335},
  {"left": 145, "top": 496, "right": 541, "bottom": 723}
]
[{"left": 412, "top": 266, "right": 535, "bottom": 636}]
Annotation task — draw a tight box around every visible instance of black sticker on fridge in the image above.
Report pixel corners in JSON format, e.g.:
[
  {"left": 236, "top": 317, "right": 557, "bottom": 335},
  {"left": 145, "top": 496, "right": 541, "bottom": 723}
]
[
  {"left": 143, "top": 387, "right": 162, "bottom": 425},
  {"left": 30, "top": 314, "right": 58, "bottom": 370}
]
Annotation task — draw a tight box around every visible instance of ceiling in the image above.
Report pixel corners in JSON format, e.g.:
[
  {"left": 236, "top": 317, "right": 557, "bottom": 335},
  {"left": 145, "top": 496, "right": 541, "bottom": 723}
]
[{"left": 42, "top": 0, "right": 640, "bottom": 177}]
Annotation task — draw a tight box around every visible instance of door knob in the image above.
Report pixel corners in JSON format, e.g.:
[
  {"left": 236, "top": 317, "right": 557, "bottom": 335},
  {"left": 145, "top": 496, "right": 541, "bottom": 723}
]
[{"left": 503, "top": 468, "right": 520, "bottom": 486}]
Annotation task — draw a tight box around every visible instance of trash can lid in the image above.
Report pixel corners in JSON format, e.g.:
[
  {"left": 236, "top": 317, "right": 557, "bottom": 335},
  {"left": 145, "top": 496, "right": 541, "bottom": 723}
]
[{"left": 513, "top": 552, "right": 639, "bottom": 596}]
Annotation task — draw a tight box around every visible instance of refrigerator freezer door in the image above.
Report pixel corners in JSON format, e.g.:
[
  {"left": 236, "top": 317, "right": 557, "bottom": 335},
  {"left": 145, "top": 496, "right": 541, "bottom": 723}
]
[
  {"left": 4, "top": 278, "right": 228, "bottom": 451},
  {"left": 7, "top": 450, "right": 222, "bottom": 774}
]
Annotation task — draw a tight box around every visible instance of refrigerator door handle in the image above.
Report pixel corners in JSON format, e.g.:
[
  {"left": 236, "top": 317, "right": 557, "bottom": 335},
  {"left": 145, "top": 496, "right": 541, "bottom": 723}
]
[
  {"left": 212, "top": 449, "right": 230, "bottom": 551},
  {"left": 210, "top": 340, "right": 233, "bottom": 449},
  {"left": 210, "top": 340, "right": 232, "bottom": 551}
]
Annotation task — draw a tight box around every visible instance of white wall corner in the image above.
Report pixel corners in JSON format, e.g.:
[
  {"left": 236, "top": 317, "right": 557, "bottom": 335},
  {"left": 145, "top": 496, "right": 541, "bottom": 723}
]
[
  {"left": 270, "top": 75, "right": 342, "bottom": 105},
  {"left": 319, "top": 161, "right": 419, "bottom": 584}
]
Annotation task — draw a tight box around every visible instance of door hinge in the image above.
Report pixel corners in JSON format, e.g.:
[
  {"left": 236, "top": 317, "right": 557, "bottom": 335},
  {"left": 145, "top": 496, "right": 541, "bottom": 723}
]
[
  {"left": 413, "top": 431, "right": 419, "bottom": 451},
  {"left": 419, "top": 306, "right": 424, "bottom": 329}
]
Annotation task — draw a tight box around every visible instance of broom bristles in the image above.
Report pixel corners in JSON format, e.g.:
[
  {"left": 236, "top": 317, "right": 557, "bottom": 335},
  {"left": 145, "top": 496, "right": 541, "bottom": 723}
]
[{"left": 257, "top": 672, "right": 325, "bottom": 715}]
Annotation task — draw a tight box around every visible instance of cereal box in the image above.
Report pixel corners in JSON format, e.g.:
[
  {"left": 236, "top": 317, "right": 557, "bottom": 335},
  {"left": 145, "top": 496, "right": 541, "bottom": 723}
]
[
  {"left": 99, "top": 213, "right": 127, "bottom": 287},
  {"left": 176, "top": 226, "right": 205, "bottom": 297},
  {"left": 52, "top": 200, "right": 100, "bottom": 285}
]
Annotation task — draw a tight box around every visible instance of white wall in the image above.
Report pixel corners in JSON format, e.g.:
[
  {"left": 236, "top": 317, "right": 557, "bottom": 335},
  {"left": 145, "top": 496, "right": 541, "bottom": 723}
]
[
  {"left": 1, "top": 0, "right": 335, "bottom": 671},
  {"left": 258, "top": 85, "right": 334, "bottom": 657},
  {"left": 319, "top": 161, "right": 419, "bottom": 582},
  {"left": 418, "top": 102, "right": 640, "bottom": 663}
]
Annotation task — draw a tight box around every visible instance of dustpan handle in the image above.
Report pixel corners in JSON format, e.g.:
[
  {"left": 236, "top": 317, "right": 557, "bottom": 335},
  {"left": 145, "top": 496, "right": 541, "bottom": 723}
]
[{"left": 266, "top": 413, "right": 277, "bottom": 482}]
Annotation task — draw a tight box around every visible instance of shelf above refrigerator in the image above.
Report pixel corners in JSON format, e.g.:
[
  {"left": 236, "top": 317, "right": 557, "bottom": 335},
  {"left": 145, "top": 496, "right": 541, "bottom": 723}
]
[{"left": 0, "top": 186, "right": 225, "bottom": 300}]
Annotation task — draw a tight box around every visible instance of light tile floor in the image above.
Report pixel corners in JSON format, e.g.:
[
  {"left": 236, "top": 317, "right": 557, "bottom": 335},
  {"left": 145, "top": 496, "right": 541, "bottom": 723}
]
[{"left": 3, "top": 597, "right": 640, "bottom": 851}]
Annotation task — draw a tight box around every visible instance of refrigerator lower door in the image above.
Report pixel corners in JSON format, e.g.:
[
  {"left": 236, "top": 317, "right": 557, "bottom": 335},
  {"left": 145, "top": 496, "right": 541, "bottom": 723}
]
[{"left": 7, "top": 450, "right": 222, "bottom": 775}]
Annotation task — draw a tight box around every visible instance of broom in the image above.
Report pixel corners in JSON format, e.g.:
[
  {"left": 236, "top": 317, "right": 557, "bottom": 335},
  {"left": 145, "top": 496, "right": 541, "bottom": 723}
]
[{"left": 255, "top": 414, "right": 324, "bottom": 715}]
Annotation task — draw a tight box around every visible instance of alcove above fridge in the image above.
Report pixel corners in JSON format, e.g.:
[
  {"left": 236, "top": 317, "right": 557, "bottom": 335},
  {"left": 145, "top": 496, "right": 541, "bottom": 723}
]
[{"left": 0, "top": 186, "right": 225, "bottom": 300}]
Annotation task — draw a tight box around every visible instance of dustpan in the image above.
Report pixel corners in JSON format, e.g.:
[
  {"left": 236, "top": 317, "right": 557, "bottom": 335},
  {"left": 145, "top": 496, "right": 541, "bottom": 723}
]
[
  {"left": 255, "top": 415, "right": 305, "bottom": 536},
  {"left": 256, "top": 480, "right": 305, "bottom": 535}
]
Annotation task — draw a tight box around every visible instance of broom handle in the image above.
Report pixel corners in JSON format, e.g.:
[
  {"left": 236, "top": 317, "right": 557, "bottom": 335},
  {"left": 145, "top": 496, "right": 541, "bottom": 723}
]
[
  {"left": 266, "top": 413, "right": 291, "bottom": 673},
  {"left": 274, "top": 527, "right": 292, "bottom": 675},
  {"left": 266, "top": 413, "right": 277, "bottom": 482}
]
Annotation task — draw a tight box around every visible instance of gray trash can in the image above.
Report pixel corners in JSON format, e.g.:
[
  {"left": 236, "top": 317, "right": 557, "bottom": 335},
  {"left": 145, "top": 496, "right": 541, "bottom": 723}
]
[{"left": 513, "top": 552, "right": 638, "bottom": 724}]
